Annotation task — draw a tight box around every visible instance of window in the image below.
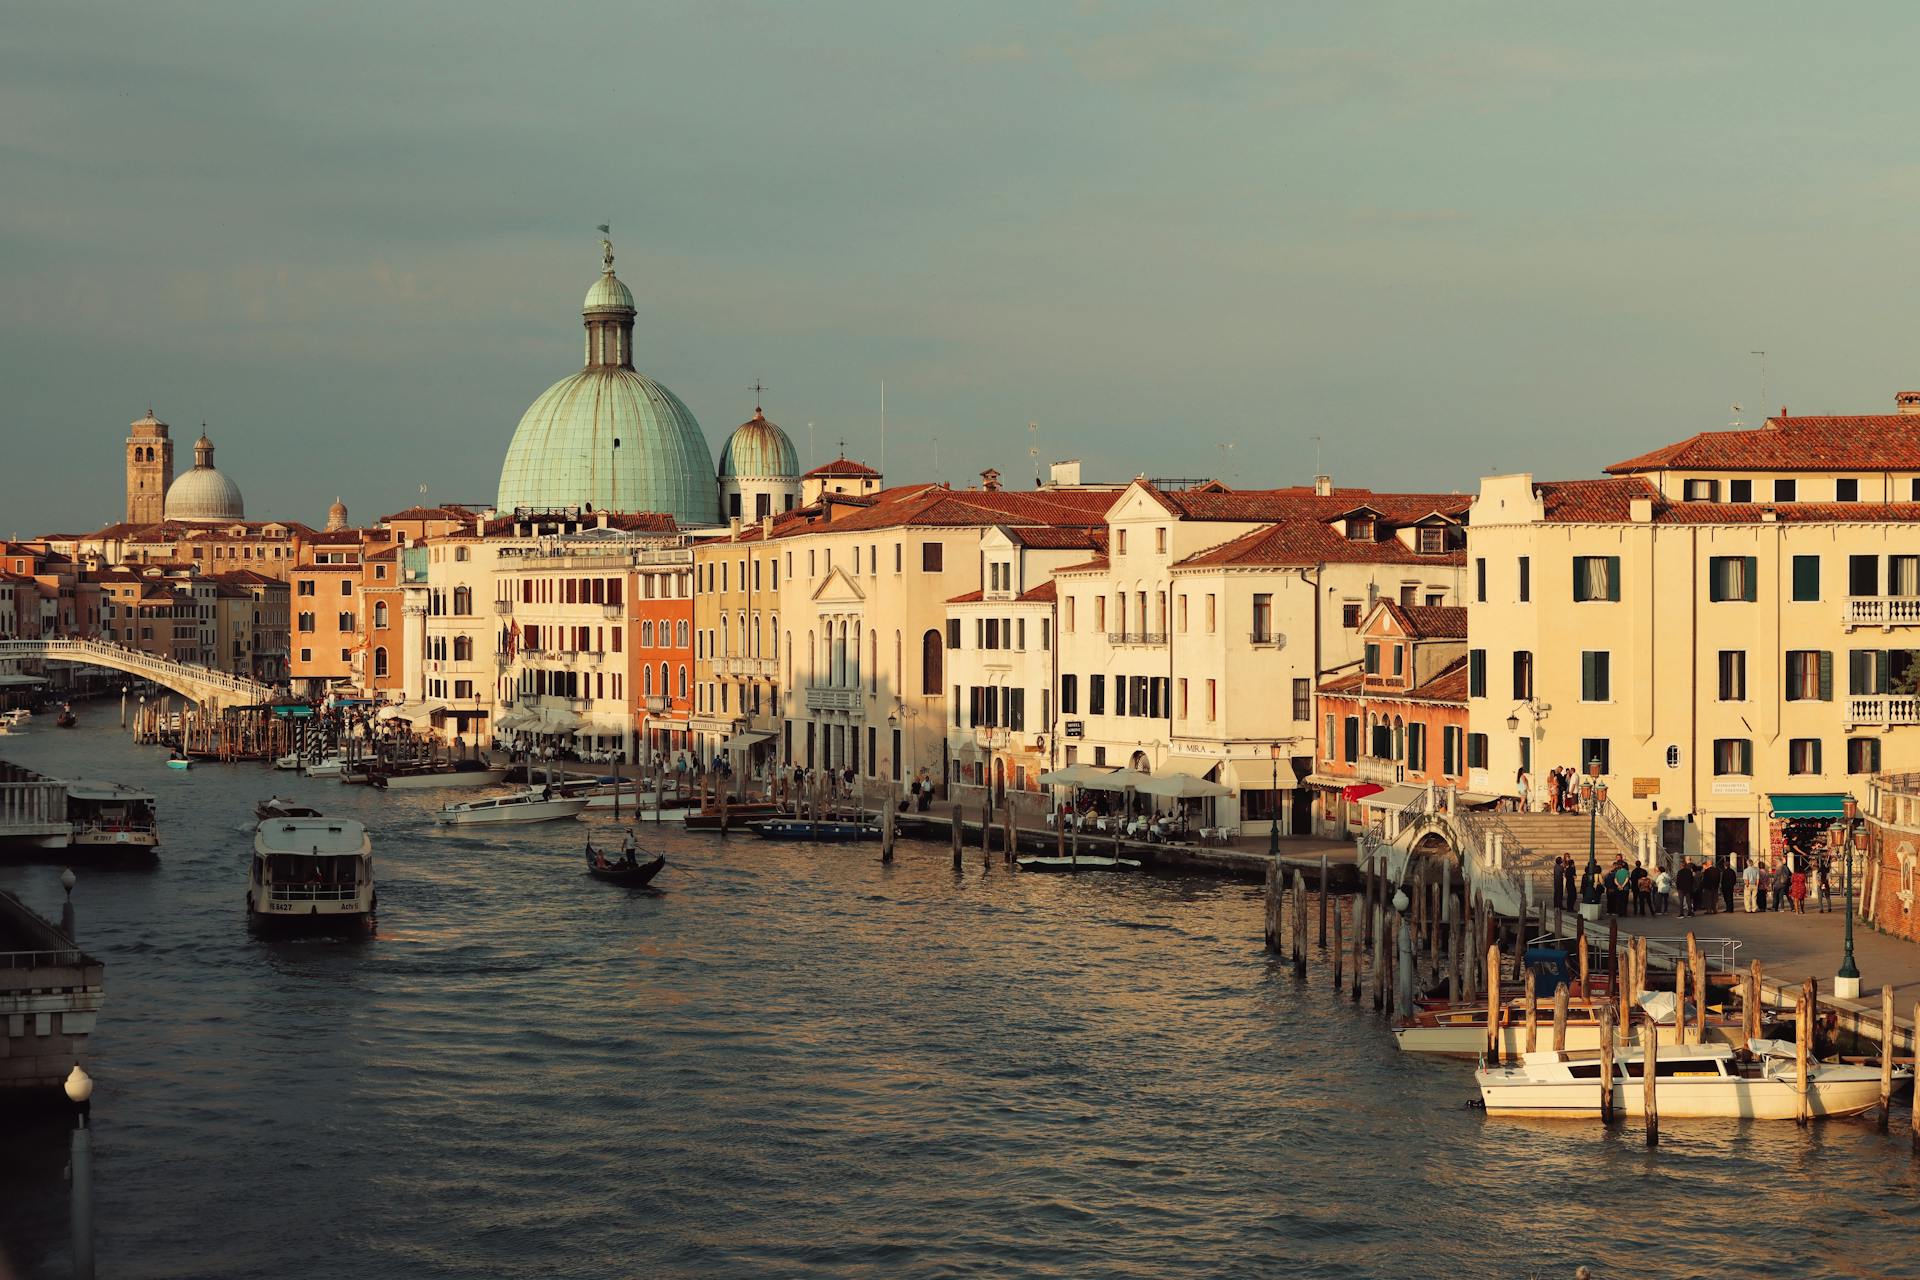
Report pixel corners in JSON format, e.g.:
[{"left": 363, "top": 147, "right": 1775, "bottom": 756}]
[
  {"left": 1775, "top": 478, "right": 1798, "bottom": 502},
  {"left": 1365, "top": 642, "right": 1381, "bottom": 675},
  {"left": 1729, "top": 479, "right": 1752, "bottom": 503},
  {"left": 1341, "top": 602, "right": 1360, "bottom": 628},
  {"left": 1177, "top": 595, "right": 1188, "bottom": 632},
  {"left": 1786, "top": 650, "right": 1831, "bottom": 701},
  {"left": 1718, "top": 650, "right": 1746, "bottom": 701},
  {"left": 1417, "top": 527, "right": 1446, "bottom": 555},
  {"left": 1580, "top": 738, "right": 1611, "bottom": 775},
  {"left": 1406, "top": 724, "right": 1426, "bottom": 772},
  {"left": 373, "top": 601, "right": 389, "bottom": 629},
  {"left": 1517, "top": 556, "right": 1530, "bottom": 603},
  {"left": 1155, "top": 527, "right": 1167, "bottom": 554},
  {"left": 1581, "top": 651, "right": 1611, "bottom": 702},
  {"left": 1325, "top": 715, "right": 1337, "bottom": 760},
  {"left": 1206, "top": 595, "right": 1217, "bottom": 633},
  {"left": 1089, "top": 675, "right": 1106, "bottom": 715},
  {"left": 1713, "top": 738, "right": 1752, "bottom": 776},
  {"left": 921, "top": 629, "right": 943, "bottom": 694},
  {"left": 1065, "top": 598, "right": 1076, "bottom": 632},
  {"left": 1512, "top": 650, "right": 1533, "bottom": 700},
  {"left": 453, "top": 636, "right": 472, "bottom": 662},
  {"left": 1343, "top": 717, "right": 1359, "bottom": 763},
  {"left": 1206, "top": 679, "right": 1217, "bottom": 721},
  {"left": 1116, "top": 530, "right": 1128, "bottom": 555},
  {"left": 921, "top": 542, "right": 943, "bottom": 572},
  {"left": 337, "top": 611, "right": 354, "bottom": 631},
  {"left": 1475, "top": 558, "right": 1487, "bottom": 602},
  {"left": 1292, "top": 678, "right": 1310, "bottom": 721},
  {"left": 297, "top": 612, "right": 314, "bottom": 633},
  {"left": 1708, "top": 557, "right": 1757, "bottom": 602},
  {"left": 1468, "top": 649, "right": 1486, "bottom": 697},
  {"left": 1251, "top": 593, "right": 1273, "bottom": 643},
  {"left": 299, "top": 647, "right": 311, "bottom": 663},
  {"left": 1095, "top": 597, "right": 1106, "bottom": 631},
  {"left": 297, "top": 579, "right": 315, "bottom": 597},
  {"left": 1572, "top": 556, "right": 1621, "bottom": 602},
  {"left": 1061, "top": 674, "right": 1078, "bottom": 715},
  {"left": 1467, "top": 733, "right": 1488, "bottom": 770},
  {"left": 1893, "top": 556, "right": 1920, "bottom": 598},
  {"left": 1837, "top": 478, "right": 1860, "bottom": 502},
  {"left": 341, "top": 579, "right": 353, "bottom": 597},
  {"left": 1849, "top": 738, "right": 1883, "bottom": 775},
  {"left": 1441, "top": 726, "right": 1462, "bottom": 775},
  {"left": 1849, "top": 649, "right": 1891, "bottom": 696},
  {"left": 1392, "top": 645, "right": 1404, "bottom": 676},
  {"left": 1788, "top": 739, "right": 1821, "bottom": 776},
  {"left": 1683, "top": 479, "right": 1720, "bottom": 502},
  {"left": 1792, "top": 555, "right": 1820, "bottom": 602}
]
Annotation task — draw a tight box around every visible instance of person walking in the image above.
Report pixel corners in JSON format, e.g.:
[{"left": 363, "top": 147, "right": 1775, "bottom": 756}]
[
  {"left": 1772, "top": 860, "right": 1793, "bottom": 912},
  {"left": 1817, "top": 857, "right": 1833, "bottom": 913},
  {"left": 1655, "top": 864, "right": 1674, "bottom": 916},
  {"left": 1700, "top": 860, "right": 1719, "bottom": 914}
]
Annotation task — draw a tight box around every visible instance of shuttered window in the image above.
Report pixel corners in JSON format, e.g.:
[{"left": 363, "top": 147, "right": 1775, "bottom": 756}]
[{"left": 1572, "top": 556, "right": 1621, "bottom": 602}]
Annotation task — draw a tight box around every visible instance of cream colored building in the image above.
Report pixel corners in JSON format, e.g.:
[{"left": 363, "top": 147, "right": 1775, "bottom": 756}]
[
  {"left": 691, "top": 517, "right": 787, "bottom": 775},
  {"left": 1468, "top": 399, "right": 1920, "bottom": 867},
  {"left": 1054, "top": 480, "right": 1470, "bottom": 835}
]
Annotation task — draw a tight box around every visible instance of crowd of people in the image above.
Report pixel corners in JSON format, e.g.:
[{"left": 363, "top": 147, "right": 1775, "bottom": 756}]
[{"left": 1550, "top": 850, "right": 1837, "bottom": 917}]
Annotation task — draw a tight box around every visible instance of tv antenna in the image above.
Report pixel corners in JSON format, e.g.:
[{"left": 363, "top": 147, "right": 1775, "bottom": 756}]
[
  {"left": 1217, "top": 441, "right": 1236, "bottom": 482},
  {"left": 1029, "top": 421, "right": 1039, "bottom": 486}
]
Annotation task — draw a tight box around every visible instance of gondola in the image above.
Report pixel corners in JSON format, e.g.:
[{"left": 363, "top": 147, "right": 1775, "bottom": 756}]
[
  {"left": 584, "top": 845, "right": 666, "bottom": 886},
  {"left": 55, "top": 711, "right": 77, "bottom": 728}
]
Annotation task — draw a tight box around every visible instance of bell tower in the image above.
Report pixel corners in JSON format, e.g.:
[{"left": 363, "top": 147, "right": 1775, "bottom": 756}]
[{"left": 125, "top": 409, "right": 174, "bottom": 524}]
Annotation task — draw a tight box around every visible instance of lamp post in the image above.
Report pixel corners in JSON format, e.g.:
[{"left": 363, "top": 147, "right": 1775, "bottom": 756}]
[
  {"left": 1829, "top": 796, "right": 1864, "bottom": 999},
  {"left": 1577, "top": 757, "right": 1607, "bottom": 914},
  {"left": 1269, "top": 742, "right": 1283, "bottom": 856},
  {"left": 1504, "top": 699, "right": 1550, "bottom": 811},
  {"left": 119, "top": 685, "right": 128, "bottom": 729},
  {"left": 65, "top": 1064, "right": 94, "bottom": 1280}
]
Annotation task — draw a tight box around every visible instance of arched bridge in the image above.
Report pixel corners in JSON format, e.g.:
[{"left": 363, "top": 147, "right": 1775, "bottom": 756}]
[{"left": 0, "top": 638, "right": 272, "bottom": 709}]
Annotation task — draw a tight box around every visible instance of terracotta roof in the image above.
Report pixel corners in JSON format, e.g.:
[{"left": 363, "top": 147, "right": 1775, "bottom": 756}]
[
  {"left": 945, "top": 589, "right": 984, "bottom": 604},
  {"left": 803, "top": 486, "right": 1113, "bottom": 536},
  {"left": 1320, "top": 656, "right": 1469, "bottom": 706},
  {"left": 1529, "top": 476, "right": 1920, "bottom": 525},
  {"left": 1608, "top": 413, "right": 1920, "bottom": 473},
  {"left": 208, "top": 570, "right": 280, "bottom": 586},
  {"left": 1053, "top": 555, "right": 1111, "bottom": 575},
  {"left": 1531, "top": 478, "right": 1656, "bottom": 522},
  {"left": 1137, "top": 481, "right": 1470, "bottom": 524},
  {"left": 381, "top": 505, "right": 476, "bottom": 524},
  {"left": 472, "top": 511, "right": 680, "bottom": 537},
  {"left": 1379, "top": 602, "right": 1467, "bottom": 639},
  {"left": 946, "top": 579, "right": 1058, "bottom": 604},
  {"left": 1175, "top": 520, "right": 1466, "bottom": 569},
  {"left": 803, "top": 457, "right": 881, "bottom": 479},
  {"left": 1004, "top": 526, "right": 1104, "bottom": 550},
  {"left": 1019, "top": 579, "right": 1058, "bottom": 602}
]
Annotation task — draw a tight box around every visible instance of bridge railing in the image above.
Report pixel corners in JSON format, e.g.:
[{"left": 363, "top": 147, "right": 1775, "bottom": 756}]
[{"left": 0, "top": 637, "right": 272, "bottom": 701}]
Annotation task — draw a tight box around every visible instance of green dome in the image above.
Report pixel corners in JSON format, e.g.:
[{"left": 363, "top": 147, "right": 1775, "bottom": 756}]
[
  {"left": 718, "top": 409, "right": 799, "bottom": 479},
  {"left": 497, "top": 368, "right": 718, "bottom": 525}
]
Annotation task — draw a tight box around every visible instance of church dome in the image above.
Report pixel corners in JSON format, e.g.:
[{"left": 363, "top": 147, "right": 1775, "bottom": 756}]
[
  {"left": 325, "top": 497, "right": 349, "bottom": 531},
  {"left": 719, "top": 408, "right": 799, "bottom": 480},
  {"left": 164, "top": 432, "right": 245, "bottom": 522}
]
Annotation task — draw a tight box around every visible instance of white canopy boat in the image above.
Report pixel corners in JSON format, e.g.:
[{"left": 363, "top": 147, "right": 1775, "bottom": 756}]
[
  {"left": 1396, "top": 990, "right": 1746, "bottom": 1058},
  {"left": 1476, "top": 1040, "right": 1905, "bottom": 1120},
  {"left": 433, "top": 789, "right": 589, "bottom": 826},
  {"left": 1015, "top": 854, "right": 1143, "bottom": 872},
  {"left": 249, "top": 816, "right": 375, "bottom": 932},
  {"left": 303, "top": 757, "right": 349, "bottom": 778},
  {"left": 66, "top": 780, "right": 159, "bottom": 852}
]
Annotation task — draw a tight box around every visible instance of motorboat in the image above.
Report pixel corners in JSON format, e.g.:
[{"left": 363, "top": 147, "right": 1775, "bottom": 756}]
[
  {"left": 66, "top": 781, "right": 159, "bottom": 855},
  {"left": 248, "top": 816, "right": 375, "bottom": 933},
  {"left": 1475, "top": 1040, "right": 1907, "bottom": 1120},
  {"left": 303, "top": 757, "right": 348, "bottom": 778},
  {"left": 272, "top": 753, "right": 303, "bottom": 771},
  {"left": 584, "top": 844, "right": 666, "bottom": 886},
  {"left": 683, "top": 801, "right": 782, "bottom": 830},
  {"left": 254, "top": 797, "right": 325, "bottom": 822},
  {"left": 750, "top": 818, "right": 881, "bottom": 842},
  {"left": 165, "top": 755, "right": 192, "bottom": 770},
  {"left": 433, "top": 789, "right": 589, "bottom": 825},
  {"left": 1015, "top": 854, "right": 1143, "bottom": 872},
  {"left": 373, "top": 760, "right": 507, "bottom": 790},
  {"left": 1395, "top": 991, "right": 1749, "bottom": 1059},
  {"left": 2, "top": 709, "right": 31, "bottom": 725}
]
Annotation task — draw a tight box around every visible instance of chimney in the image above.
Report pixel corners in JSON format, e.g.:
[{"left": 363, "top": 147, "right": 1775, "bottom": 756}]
[
  {"left": 1898, "top": 392, "right": 1920, "bottom": 416},
  {"left": 729, "top": 516, "right": 742, "bottom": 540},
  {"left": 1048, "top": 459, "right": 1082, "bottom": 488},
  {"left": 761, "top": 515, "right": 774, "bottom": 540},
  {"left": 1314, "top": 475, "right": 1332, "bottom": 497},
  {"left": 980, "top": 468, "right": 1001, "bottom": 492},
  {"left": 597, "top": 511, "right": 609, "bottom": 529}
]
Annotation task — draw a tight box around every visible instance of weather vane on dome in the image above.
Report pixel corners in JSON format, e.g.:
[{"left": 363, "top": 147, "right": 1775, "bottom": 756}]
[{"left": 597, "top": 223, "right": 613, "bottom": 273}]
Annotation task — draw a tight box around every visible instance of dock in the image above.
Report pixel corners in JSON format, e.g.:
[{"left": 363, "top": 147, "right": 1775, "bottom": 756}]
[{"left": 0, "top": 888, "right": 104, "bottom": 1098}]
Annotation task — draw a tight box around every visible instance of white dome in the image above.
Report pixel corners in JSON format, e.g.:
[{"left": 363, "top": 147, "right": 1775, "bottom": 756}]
[{"left": 164, "top": 433, "right": 245, "bottom": 522}]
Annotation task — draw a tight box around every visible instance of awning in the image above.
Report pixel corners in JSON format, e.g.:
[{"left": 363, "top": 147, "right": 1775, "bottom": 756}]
[
  {"left": 726, "top": 731, "right": 775, "bottom": 752},
  {"left": 397, "top": 700, "right": 446, "bottom": 725},
  {"left": 1039, "top": 764, "right": 1120, "bottom": 787},
  {"left": 1080, "top": 768, "right": 1153, "bottom": 792},
  {"left": 1228, "top": 758, "right": 1293, "bottom": 789},
  {"left": 1159, "top": 754, "right": 1220, "bottom": 780},
  {"left": 1769, "top": 793, "right": 1849, "bottom": 820},
  {"left": 537, "top": 706, "right": 583, "bottom": 734},
  {"left": 1358, "top": 783, "right": 1423, "bottom": 810},
  {"left": 495, "top": 707, "right": 537, "bottom": 731},
  {"left": 0, "top": 675, "right": 48, "bottom": 687},
  {"left": 1137, "top": 773, "right": 1232, "bottom": 799},
  {"left": 1341, "top": 782, "right": 1384, "bottom": 803}
]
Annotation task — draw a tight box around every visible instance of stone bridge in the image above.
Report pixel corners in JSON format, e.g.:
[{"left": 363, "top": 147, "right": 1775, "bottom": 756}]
[{"left": 0, "top": 638, "right": 272, "bottom": 709}]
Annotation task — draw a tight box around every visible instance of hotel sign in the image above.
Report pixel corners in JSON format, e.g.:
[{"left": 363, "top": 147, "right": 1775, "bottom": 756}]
[
  {"left": 1063, "top": 720, "right": 1084, "bottom": 738},
  {"left": 1632, "top": 777, "right": 1659, "bottom": 798}
]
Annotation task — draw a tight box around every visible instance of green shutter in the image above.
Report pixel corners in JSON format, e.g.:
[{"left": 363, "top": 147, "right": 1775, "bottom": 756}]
[
  {"left": 1812, "top": 739, "right": 1823, "bottom": 774},
  {"left": 1572, "top": 557, "right": 1584, "bottom": 602},
  {"left": 1819, "top": 651, "right": 1833, "bottom": 701},
  {"left": 1606, "top": 556, "right": 1622, "bottom": 601},
  {"left": 1792, "top": 555, "right": 1819, "bottom": 601},
  {"left": 1742, "top": 556, "right": 1758, "bottom": 602},
  {"left": 1881, "top": 650, "right": 1893, "bottom": 694}
]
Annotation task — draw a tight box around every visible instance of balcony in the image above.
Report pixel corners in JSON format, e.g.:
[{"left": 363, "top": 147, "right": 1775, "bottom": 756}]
[
  {"left": 1846, "top": 597, "right": 1920, "bottom": 630},
  {"left": 1107, "top": 631, "right": 1167, "bottom": 647},
  {"left": 1847, "top": 696, "right": 1920, "bottom": 727},
  {"left": 804, "top": 685, "right": 863, "bottom": 712},
  {"left": 719, "top": 655, "right": 776, "bottom": 678},
  {"left": 1248, "top": 630, "right": 1286, "bottom": 648},
  {"left": 1356, "top": 755, "right": 1404, "bottom": 785},
  {"left": 644, "top": 695, "right": 669, "bottom": 714},
  {"left": 602, "top": 604, "right": 623, "bottom": 620},
  {"left": 493, "top": 600, "right": 513, "bottom": 615}
]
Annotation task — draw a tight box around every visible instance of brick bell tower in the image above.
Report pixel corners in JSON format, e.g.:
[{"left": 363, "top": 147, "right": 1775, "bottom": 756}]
[{"left": 125, "top": 408, "right": 174, "bottom": 524}]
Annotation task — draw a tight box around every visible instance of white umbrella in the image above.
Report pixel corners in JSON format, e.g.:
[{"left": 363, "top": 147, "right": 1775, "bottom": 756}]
[
  {"left": 1079, "top": 768, "right": 1152, "bottom": 792},
  {"left": 1038, "top": 764, "right": 1120, "bottom": 787},
  {"left": 1136, "top": 773, "right": 1231, "bottom": 799}
]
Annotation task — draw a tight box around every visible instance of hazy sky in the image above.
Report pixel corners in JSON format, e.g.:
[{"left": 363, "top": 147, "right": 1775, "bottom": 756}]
[{"left": 7, "top": 3, "right": 1920, "bottom": 534}]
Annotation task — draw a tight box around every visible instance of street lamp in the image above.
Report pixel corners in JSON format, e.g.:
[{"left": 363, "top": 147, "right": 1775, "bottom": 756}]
[
  {"left": 1504, "top": 699, "right": 1549, "bottom": 810},
  {"left": 1828, "top": 796, "right": 1864, "bottom": 999},
  {"left": 1269, "top": 742, "right": 1283, "bottom": 856},
  {"left": 1578, "top": 757, "right": 1607, "bottom": 913},
  {"left": 65, "top": 1064, "right": 94, "bottom": 1280}
]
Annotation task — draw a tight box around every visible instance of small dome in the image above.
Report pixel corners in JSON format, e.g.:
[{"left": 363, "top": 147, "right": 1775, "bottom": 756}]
[
  {"left": 719, "top": 409, "right": 799, "bottom": 480},
  {"left": 325, "top": 497, "right": 349, "bottom": 532},
  {"left": 584, "top": 272, "right": 634, "bottom": 312}
]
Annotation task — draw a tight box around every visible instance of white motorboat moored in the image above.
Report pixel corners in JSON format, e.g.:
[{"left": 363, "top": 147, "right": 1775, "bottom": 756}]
[
  {"left": 248, "top": 816, "right": 375, "bottom": 932},
  {"left": 433, "top": 790, "right": 590, "bottom": 825},
  {"left": 1475, "top": 1041, "right": 1905, "bottom": 1120},
  {"left": 303, "top": 757, "right": 349, "bottom": 778}
]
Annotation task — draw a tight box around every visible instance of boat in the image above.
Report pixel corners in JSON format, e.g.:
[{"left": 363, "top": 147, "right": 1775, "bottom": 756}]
[
  {"left": 55, "top": 710, "right": 76, "bottom": 729},
  {"left": 584, "top": 845, "right": 666, "bottom": 886},
  {"left": 1475, "top": 1040, "right": 1908, "bottom": 1120},
  {"left": 66, "top": 781, "right": 159, "bottom": 855},
  {"left": 303, "top": 757, "right": 348, "bottom": 778},
  {"left": 372, "top": 760, "right": 507, "bottom": 790},
  {"left": 248, "top": 816, "right": 375, "bottom": 933},
  {"left": 1015, "top": 854, "right": 1143, "bottom": 872},
  {"left": 165, "top": 756, "right": 192, "bottom": 770},
  {"left": 432, "top": 789, "right": 590, "bottom": 825},
  {"left": 254, "top": 798, "right": 325, "bottom": 821},
  {"left": 683, "top": 801, "right": 782, "bottom": 829},
  {"left": 1395, "top": 991, "right": 1749, "bottom": 1058},
  {"left": 272, "top": 754, "right": 303, "bottom": 771},
  {"left": 750, "top": 818, "right": 881, "bottom": 841},
  {"left": 2, "top": 709, "right": 31, "bottom": 726}
]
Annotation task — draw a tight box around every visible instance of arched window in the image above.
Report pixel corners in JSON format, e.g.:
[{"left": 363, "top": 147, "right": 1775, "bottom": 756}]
[
  {"left": 771, "top": 617, "right": 779, "bottom": 658},
  {"left": 922, "top": 629, "right": 943, "bottom": 695},
  {"left": 452, "top": 586, "right": 472, "bottom": 616},
  {"left": 373, "top": 601, "right": 389, "bottom": 629},
  {"left": 870, "top": 629, "right": 878, "bottom": 693},
  {"left": 721, "top": 615, "right": 730, "bottom": 657},
  {"left": 678, "top": 665, "right": 688, "bottom": 698},
  {"left": 659, "top": 662, "right": 669, "bottom": 696},
  {"left": 453, "top": 635, "right": 472, "bottom": 662},
  {"left": 643, "top": 664, "right": 653, "bottom": 695},
  {"left": 373, "top": 647, "right": 388, "bottom": 678}
]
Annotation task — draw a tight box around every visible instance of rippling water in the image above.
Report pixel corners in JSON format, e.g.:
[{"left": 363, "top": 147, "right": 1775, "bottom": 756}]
[{"left": 4, "top": 722, "right": 1920, "bottom": 1279}]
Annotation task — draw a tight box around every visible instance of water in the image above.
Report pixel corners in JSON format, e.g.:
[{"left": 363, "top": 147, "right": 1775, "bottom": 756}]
[{"left": 3, "top": 722, "right": 1920, "bottom": 1279}]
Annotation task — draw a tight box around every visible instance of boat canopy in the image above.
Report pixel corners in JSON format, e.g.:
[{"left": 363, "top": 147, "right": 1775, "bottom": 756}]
[
  {"left": 1768, "top": 793, "right": 1849, "bottom": 820},
  {"left": 254, "top": 817, "right": 371, "bottom": 857},
  {"left": 63, "top": 780, "right": 156, "bottom": 802}
]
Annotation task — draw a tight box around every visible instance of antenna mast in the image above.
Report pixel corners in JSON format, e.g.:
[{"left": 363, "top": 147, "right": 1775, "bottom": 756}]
[
  {"left": 880, "top": 381, "right": 886, "bottom": 478},
  {"left": 1029, "top": 421, "right": 1039, "bottom": 486}
]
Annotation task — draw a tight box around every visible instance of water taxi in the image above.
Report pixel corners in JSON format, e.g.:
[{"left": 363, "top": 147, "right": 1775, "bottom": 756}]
[
  {"left": 433, "top": 789, "right": 589, "bottom": 825},
  {"left": 1476, "top": 1041, "right": 1904, "bottom": 1120},
  {"left": 1395, "top": 994, "right": 1748, "bottom": 1058},
  {"left": 372, "top": 760, "right": 506, "bottom": 790},
  {"left": 1015, "top": 854, "right": 1143, "bottom": 872},
  {"left": 248, "top": 816, "right": 375, "bottom": 933},
  {"left": 750, "top": 818, "right": 880, "bottom": 842},
  {"left": 66, "top": 781, "right": 159, "bottom": 855}
]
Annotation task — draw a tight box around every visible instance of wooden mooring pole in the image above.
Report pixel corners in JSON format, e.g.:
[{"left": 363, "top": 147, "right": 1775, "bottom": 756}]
[
  {"left": 1264, "top": 862, "right": 1282, "bottom": 953},
  {"left": 1317, "top": 854, "right": 1329, "bottom": 946},
  {"left": 1524, "top": 968, "right": 1539, "bottom": 1054},
  {"left": 1350, "top": 894, "right": 1364, "bottom": 1003},
  {"left": 1598, "top": 1006, "right": 1615, "bottom": 1123},
  {"left": 951, "top": 803, "right": 963, "bottom": 869},
  {"left": 1552, "top": 982, "right": 1569, "bottom": 1052},
  {"left": 1880, "top": 985, "right": 1895, "bottom": 1133},
  {"left": 1292, "top": 870, "right": 1309, "bottom": 978},
  {"left": 1485, "top": 945, "right": 1501, "bottom": 1062},
  {"left": 1332, "top": 895, "right": 1344, "bottom": 991},
  {"left": 1642, "top": 1021, "right": 1659, "bottom": 1147}
]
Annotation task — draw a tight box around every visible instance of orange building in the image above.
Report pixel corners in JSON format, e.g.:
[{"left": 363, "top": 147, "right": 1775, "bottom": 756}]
[
  {"left": 630, "top": 551, "right": 695, "bottom": 764},
  {"left": 1314, "top": 602, "right": 1471, "bottom": 835}
]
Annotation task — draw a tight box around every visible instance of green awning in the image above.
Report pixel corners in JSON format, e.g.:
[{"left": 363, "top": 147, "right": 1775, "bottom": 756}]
[{"left": 1768, "top": 793, "right": 1847, "bottom": 819}]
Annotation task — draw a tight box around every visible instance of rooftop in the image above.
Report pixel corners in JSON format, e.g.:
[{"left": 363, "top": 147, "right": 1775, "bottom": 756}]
[{"left": 1608, "top": 400, "right": 1920, "bottom": 474}]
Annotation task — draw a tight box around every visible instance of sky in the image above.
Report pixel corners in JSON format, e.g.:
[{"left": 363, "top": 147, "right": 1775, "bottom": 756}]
[{"left": 7, "top": 2, "right": 1920, "bottom": 534}]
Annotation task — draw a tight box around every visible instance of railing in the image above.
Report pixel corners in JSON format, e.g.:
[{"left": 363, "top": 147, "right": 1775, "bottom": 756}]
[
  {"left": 1846, "top": 597, "right": 1920, "bottom": 627},
  {"left": 0, "top": 637, "right": 271, "bottom": 701},
  {"left": 1848, "top": 696, "right": 1920, "bottom": 727},
  {"left": 267, "top": 883, "right": 362, "bottom": 902},
  {"left": 1248, "top": 631, "right": 1284, "bottom": 647},
  {"left": 0, "top": 948, "right": 87, "bottom": 970},
  {"left": 804, "top": 686, "right": 863, "bottom": 712},
  {"left": 493, "top": 600, "right": 513, "bottom": 615},
  {"left": 602, "top": 604, "right": 623, "bottom": 620},
  {"left": 1106, "top": 632, "right": 1167, "bottom": 646},
  {"left": 644, "top": 695, "right": 669, "bottom": 714},
  {"left": 1355, "top": 755, "right": 1402, "bottom": 785},
  {"left": 1596, "top": 794, "right": 1649, "bottom": 860},
  {"left": 719, "top": 655, "right": 777, "bottom": 678}
]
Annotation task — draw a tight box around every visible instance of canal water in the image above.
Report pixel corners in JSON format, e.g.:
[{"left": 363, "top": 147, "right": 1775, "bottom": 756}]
[{"left": 3, "top": 722, "right": 1919, "bottom": 1279}]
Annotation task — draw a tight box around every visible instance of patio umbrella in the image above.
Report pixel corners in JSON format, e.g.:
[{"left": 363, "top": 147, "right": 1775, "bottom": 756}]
[
  {"left": 1038, "top": 764, "right": 1120, "bottom": 787},
  {"left": 1136, "top": 773, "right": 1231, "bottom": 799},
  {"left": 1078, "top": 769, "right": 1152, "bottom": 792}
]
